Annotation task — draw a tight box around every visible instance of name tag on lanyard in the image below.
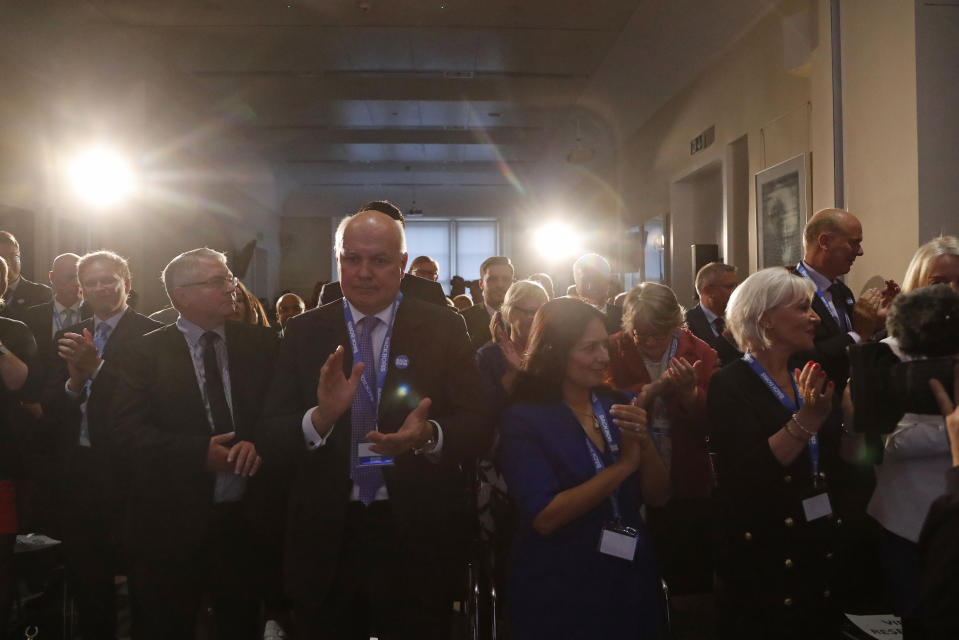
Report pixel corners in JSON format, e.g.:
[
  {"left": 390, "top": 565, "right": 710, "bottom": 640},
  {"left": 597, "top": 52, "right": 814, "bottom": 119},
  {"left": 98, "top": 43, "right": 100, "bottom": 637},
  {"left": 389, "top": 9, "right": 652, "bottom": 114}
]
[
  {"left": 742, "top": 353, "right": 831, "bottom": 514},
  {"left": 586, "top": 393, "right": 639, "bottom": 561}
]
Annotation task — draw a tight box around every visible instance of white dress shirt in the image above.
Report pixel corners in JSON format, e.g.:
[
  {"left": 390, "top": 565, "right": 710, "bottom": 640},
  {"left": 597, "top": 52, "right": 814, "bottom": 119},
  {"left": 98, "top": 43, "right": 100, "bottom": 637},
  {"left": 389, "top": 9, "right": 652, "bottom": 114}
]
[{"left": 176, "top": 316, "right": 246, "bottom": 504}]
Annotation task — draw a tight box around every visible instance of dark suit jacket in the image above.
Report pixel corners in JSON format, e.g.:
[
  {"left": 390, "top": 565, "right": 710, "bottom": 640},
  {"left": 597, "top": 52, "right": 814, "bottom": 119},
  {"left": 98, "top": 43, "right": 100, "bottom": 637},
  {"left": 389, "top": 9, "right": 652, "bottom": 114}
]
[
  {"left": 110, "top": 321, "right": 278, "bottom": 552},
  {"left": 41, "top": 309, "right": 163, "bottom": 466},
  {"left": 320, "top": 274, "right": 447, "bottom": 308},
  {"left": 461, "top": 303, "right": 493, "bottom": 350},
  {"left": 920, "top": 466, "right": 959, "bottom": 637},
  {"left": 21, "top": 301, "right": 93, "bottom": 402},
  {"left": 685, "top": 303, "right": 742, "bottom": 367},
  {"left": 1, "top": 277, "right": 52, "bottom": 319},
  {"left": 788, "top": 276, "right": 855, "bottom": 388},
  {"left": 259, "top": 295, "right": 491, "bottom": 602},
  {"left": 707, "top": 359, "right": 840, "bottom": 617}
]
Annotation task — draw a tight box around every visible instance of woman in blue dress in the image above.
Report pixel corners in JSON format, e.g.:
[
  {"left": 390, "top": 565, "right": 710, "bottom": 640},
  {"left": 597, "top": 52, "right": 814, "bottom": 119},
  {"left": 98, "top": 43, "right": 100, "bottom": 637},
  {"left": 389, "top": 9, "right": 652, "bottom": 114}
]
[{"left": 498, "top": 297, "right": 670, "bottom": 639}]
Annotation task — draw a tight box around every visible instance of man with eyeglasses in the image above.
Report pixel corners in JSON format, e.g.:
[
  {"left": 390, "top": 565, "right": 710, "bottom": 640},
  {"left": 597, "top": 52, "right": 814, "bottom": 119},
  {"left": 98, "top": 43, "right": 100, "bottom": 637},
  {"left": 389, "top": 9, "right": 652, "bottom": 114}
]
[
  {"left": 685, "top": 261, "right": 742, "bottom": 366},
  {"left": 0, "top": 230, "right": 52, "bottom": 319},
  {"left": 110, "top": 247, "right": 278, "bottom": 640},
  {"left": 40, "top": 250, "right": 161, "bottom": 639}
]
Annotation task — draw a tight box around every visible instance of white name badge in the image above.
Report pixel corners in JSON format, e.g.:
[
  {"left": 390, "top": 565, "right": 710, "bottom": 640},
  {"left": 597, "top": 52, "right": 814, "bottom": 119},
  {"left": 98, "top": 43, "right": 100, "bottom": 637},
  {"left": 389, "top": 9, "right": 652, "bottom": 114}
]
[
  {"left": 598, "top": 525, "right": 638, "bottom": 561},
  {"left": 802, "top": 492, "right": 833, "bottom": 522},
  {"left": 356, "top": 443, "right": 394, "bottom": 467}
]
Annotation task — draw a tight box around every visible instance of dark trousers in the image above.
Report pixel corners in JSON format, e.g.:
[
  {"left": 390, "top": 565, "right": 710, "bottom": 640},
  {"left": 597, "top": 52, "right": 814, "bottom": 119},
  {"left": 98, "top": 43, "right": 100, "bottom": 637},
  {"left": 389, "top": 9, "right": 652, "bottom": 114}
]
[
  {"left": 127, "top": 501, "right": 258, "bottom": 640},
  {"left": 60, "top": 449, "right": 119, "bottom": 640},
  {"left": 293, "top": 500, "right": 454, "bottom": 640},
  {"left": 880, "top": 526, "right": 926, "bottom": 639}
]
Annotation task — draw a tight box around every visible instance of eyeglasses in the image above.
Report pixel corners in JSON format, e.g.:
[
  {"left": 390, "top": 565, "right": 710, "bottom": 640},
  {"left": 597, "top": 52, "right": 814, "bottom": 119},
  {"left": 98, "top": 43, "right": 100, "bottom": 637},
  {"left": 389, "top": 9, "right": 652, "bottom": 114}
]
[
  {"left": 512, "top": 305, "right": 540, "bottom": 318},
  {"left": 81, "top": 275, "right": 123, "bottom": 289},
  {"left": 632, "top": 328, "right": 673, "bottom": 343},
  {"left": 178, "top": 275, "right": 238, "bottom": 290}
]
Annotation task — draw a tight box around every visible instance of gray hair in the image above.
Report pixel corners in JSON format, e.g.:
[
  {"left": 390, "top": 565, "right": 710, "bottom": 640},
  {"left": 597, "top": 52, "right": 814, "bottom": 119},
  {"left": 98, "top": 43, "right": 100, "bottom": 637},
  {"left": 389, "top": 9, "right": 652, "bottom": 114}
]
[
  {"left": 886, "top": 284, "right": 959, "bottom": 357},
  {"left": 572, "top": 253, "right": 611, "bottom": 283},
  {"left": 621, "top": 282, "right": 685, "bottom": 335},
  {"left": 726, "top": 267, "right": 815, "bottom": 353},
  {"left": 161, "top": 248, "right": 228, "bottom": 303},
  {"left": 695, "top": 262, "right": 737, "bottom": 296}
]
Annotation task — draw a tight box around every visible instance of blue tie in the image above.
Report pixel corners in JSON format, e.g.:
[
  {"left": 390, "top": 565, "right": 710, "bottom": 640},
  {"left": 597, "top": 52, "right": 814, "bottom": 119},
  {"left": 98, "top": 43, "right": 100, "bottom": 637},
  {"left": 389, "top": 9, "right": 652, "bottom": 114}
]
[
  {"left": 79, "top": 322, "right": 114, "bottom": 447},
  {"left": 350, "top": 315, "right": 384, "bottom": 505}
]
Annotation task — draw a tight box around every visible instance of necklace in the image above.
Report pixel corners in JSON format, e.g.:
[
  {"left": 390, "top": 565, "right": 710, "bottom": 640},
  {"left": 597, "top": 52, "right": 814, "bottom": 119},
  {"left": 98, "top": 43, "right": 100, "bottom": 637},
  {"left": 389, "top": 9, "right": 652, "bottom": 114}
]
[{"left": 569, "top": 406, "right": 599, "bottom": 430}]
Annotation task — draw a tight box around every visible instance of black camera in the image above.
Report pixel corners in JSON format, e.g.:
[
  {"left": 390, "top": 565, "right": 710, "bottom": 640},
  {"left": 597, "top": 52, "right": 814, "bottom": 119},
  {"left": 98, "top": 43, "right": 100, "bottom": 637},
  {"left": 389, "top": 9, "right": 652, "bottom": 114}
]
[{"left": 847, "top": 342, "right": 955, "bottom": 434}]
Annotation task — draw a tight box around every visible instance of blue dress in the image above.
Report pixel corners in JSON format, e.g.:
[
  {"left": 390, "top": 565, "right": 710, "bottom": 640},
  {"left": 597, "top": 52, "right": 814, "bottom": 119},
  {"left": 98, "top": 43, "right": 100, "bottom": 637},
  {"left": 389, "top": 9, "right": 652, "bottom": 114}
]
[{"left": 497, "top": 393, "right": 665, "bottom": 639}]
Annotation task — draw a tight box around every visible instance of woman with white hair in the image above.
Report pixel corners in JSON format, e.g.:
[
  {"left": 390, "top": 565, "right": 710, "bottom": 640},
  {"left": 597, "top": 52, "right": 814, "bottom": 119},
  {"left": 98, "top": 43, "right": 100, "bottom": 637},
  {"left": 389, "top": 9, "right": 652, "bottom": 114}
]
[{"left": 707, "top": 267, "right": 839, "bottom": 639}]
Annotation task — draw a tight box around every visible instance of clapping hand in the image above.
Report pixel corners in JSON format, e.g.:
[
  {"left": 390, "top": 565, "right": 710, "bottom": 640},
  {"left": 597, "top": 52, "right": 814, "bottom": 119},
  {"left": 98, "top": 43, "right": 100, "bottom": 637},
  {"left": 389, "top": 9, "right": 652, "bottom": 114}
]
[
  {"left": 660, "top": 357, "right": 702, "bottom": 407},
  {"left": 312, "top": 345, "right": 365, "bottom": 436},
  {"left": 366, "top": 398, "right": 433, "bottom": 456},
  {"left": 793, "top": 361, "right": 834, "bottom": 432},
  {"left": 59, "top": 329, "right": 101, "bottom": 391},
  {"left": 852, "top": 289, "right": 884, "bottom": 338}
]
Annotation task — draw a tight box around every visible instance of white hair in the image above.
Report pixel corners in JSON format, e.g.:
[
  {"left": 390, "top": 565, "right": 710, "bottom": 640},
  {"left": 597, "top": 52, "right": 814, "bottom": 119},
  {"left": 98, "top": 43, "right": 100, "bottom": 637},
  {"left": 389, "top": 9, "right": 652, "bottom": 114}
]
[
  {"left": 726, "top": 267, "right": 815, "bottom": 353},
  {"left": 161, "top": 247, "right": 228, "bottom": 302}
]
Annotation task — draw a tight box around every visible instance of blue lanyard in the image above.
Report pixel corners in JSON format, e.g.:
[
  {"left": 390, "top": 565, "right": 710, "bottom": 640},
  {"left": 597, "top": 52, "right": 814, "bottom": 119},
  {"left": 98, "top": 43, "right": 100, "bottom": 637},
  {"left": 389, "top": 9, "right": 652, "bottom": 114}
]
[
  {"left": 343, "top": 292, "right": 403, "bottom": 409},
  {"left": 742, "top": 352, "right": 820, "bottom": 480},
  {"left": 583, "top": 393, "right": 623, "bottom": 523},
  {"left": 796, "top": 263, "right": 848, "bottom": 332}
]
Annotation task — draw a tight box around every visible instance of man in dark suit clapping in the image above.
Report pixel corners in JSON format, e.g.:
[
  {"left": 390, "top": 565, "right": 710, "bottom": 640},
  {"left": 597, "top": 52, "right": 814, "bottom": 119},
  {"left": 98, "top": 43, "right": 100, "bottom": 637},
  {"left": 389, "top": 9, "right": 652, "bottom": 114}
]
[
  {"left": 685, "top": 261, "right": 741, "bottom": 366},
  {"left": 111, "top": 248, "right": 278, "bottom": 640},
  {"left": 260, "top": 207, "right": 490, "bottom": 640},
  {"left": 41, "top": 250, "right": 162, "bottom": 639}
]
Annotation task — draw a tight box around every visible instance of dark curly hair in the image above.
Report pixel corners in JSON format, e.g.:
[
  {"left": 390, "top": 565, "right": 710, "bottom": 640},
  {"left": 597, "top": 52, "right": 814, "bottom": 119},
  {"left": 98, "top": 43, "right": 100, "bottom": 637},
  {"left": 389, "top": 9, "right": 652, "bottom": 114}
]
[{"left": 886, "top": 284, "right": 959, "bottom": 357}]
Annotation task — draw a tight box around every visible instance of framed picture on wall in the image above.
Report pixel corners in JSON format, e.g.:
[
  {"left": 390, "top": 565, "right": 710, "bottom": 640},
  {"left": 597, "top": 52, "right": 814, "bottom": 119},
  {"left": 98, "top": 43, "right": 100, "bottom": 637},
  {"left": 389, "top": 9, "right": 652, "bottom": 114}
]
[{"left": 755, "top": 152, "right": 810, "bottom": 268}]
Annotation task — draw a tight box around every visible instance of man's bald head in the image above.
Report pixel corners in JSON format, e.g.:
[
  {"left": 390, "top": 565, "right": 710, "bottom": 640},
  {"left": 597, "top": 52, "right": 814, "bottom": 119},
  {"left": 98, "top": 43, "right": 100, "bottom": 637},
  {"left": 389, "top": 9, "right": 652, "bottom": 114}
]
[
  {"left": 50, "top": 252, "right": 82, "bottom": 307},
  {"left": 335, "top": 208, "right": 409, "bottom": 315},
  {"left": 802, "top": 208, "right": 864, "bottom": 279},
  {"left": 276, "top": 292, "right": 305, "bottom": 327}
]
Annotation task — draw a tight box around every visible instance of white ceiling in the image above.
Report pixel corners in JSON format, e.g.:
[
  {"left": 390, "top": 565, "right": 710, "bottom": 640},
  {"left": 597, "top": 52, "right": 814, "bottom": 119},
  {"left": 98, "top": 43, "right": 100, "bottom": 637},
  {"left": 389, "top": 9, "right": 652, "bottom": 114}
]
[{"left": 0, "top": 0, "right": 780, "bottom": 216}]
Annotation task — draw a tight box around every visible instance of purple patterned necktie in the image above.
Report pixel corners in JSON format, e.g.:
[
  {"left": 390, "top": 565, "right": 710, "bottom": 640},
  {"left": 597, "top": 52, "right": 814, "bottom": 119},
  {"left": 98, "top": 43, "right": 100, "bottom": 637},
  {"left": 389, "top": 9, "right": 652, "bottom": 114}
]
[{"left": 350, "top": 315, "right": 384, "bottom": 505}]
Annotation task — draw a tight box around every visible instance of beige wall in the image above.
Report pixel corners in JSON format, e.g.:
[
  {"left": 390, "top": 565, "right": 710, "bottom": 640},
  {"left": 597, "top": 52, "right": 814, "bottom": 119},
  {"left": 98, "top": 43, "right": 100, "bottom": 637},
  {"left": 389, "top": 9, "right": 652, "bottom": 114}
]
[
  {"left": 279, "top": 216, "right": 333, "bottom": 301},
  {"left": 841, "top": 0, "right": 919, "bottom": 294},
  {"left": 575, "top": 0, "right": 820, "bottom": 303},
  {"left": 574, "top": 0, "right": 925, "bottom": 303}
]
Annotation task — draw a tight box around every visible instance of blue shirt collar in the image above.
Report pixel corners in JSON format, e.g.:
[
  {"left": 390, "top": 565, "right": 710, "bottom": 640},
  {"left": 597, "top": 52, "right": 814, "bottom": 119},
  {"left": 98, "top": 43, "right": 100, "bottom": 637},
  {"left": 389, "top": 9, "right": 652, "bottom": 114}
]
[{"left": 176, "top": 315, "right": 226, "bottom": 347}]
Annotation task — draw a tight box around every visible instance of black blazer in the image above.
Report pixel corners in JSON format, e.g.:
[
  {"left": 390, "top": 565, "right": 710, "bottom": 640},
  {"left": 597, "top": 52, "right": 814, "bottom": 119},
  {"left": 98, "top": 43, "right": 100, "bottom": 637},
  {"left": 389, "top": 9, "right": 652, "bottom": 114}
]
[
  {"left": 1, "top": 277, "right": 52, "bottom": 319},
  {"left": 41, "top": 309, "right": 163, "bottom": 462},
  {"left": 320, "top": 273, "right": 448, "bottom": 308},
  {"left": 110, "top": 321, "right": 278, "bottom": 551},
  {"left": 21, "top": 301, "right": 93, "bottom": 401},
  {"left": 259, "top": 295, "right": 491, "bottom": 601},
  {"left": 461, "top": 303, "right": 493, "bottom": 351},
  {"left": 707, "top": 359, "right": 841, "bottom": 625},
  {"left": 685, "top": 303, "right": 742, "bottom": 367},
  {"left": 788, "top": 276, "right": 855, "bottom": 389}
]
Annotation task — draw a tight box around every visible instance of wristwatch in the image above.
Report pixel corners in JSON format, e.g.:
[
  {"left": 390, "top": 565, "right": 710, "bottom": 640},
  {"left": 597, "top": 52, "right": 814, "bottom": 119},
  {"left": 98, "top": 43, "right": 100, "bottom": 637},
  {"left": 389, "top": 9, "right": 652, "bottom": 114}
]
[{"left": 413, "top": 420, "right": 439, "bottom": 455}]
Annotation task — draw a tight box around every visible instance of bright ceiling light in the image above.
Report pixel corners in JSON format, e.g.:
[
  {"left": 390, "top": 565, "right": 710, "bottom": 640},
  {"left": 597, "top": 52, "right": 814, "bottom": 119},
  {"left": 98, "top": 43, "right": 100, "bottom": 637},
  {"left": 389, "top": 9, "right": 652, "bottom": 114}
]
[
  {"left": 68, "top": 147, "right": 136, "bottom": 208},
  {"left": 533, "top": 221, "right": 581, "bottom": 259}
]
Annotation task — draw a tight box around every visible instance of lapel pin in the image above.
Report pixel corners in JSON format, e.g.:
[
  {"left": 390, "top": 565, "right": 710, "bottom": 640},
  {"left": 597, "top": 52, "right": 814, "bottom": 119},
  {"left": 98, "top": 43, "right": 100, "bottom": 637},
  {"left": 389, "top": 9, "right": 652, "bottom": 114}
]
[{"left": 394, "top": 354, "right": 410, "bottom": 370}]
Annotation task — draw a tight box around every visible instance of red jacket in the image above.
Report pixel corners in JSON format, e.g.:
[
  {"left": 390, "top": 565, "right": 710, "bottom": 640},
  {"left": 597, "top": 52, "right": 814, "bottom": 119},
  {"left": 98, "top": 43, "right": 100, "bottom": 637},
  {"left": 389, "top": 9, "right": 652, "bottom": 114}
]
[{"left": 605, "top": 327, "right": 718, "bottom": 500}]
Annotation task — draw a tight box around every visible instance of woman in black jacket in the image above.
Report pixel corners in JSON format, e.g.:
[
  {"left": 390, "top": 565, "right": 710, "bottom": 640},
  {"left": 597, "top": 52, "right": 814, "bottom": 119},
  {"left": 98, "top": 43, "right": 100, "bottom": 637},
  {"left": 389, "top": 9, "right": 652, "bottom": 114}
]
[{"left": 707, "top": 267, "right": 838, "bottom": 639}]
